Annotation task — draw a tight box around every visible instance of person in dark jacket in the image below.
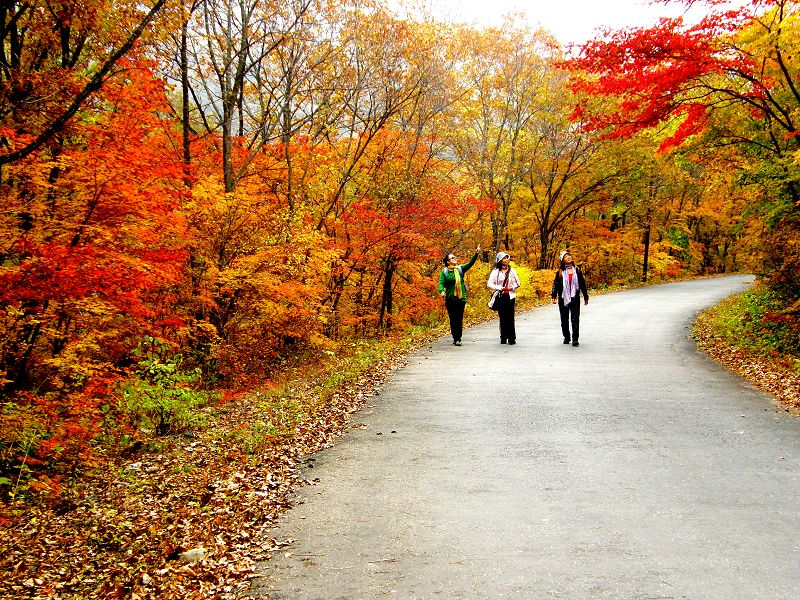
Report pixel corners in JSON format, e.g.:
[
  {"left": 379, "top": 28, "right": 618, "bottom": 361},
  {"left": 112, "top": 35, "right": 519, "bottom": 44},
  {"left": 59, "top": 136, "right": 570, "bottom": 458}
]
[
  {"left": 551, "top": 251, "right": 589, "bottom": 346},
  {"left": 438, "top": 247, "right": 480, "bottom": 346}
]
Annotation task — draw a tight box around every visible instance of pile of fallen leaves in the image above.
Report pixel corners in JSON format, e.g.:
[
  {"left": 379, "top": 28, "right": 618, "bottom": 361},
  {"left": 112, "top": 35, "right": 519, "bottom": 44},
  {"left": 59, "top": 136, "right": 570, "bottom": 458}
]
[
  {"left": 693, "top": 313, "right": 800, "bottom": 414},
  {"left": 0, "top": 344, "right": 415, "bottom": 599}
]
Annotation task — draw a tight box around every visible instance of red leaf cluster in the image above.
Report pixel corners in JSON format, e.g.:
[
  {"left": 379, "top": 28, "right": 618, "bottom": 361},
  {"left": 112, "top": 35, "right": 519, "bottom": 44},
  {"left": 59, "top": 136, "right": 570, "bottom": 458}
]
[{"left": 563, "top": 6, "right": 763, "bottom": 149}]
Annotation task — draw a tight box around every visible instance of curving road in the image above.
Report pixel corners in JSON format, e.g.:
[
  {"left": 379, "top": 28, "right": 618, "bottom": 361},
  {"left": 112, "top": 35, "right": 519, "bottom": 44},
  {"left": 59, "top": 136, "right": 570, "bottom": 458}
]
[{"left": 249, "top": 275, "right": 800, "bottom": 600}]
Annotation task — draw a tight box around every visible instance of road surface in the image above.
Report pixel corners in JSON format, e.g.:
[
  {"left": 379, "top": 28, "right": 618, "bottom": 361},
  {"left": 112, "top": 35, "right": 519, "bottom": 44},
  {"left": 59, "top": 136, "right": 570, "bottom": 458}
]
[{"left": 249, "top": 275, "right": 800, "bottom": 599}]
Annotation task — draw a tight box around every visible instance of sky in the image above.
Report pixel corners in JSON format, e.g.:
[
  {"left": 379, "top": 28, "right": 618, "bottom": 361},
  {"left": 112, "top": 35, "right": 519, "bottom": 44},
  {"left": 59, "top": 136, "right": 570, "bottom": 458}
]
[{"left": 397, "top": 0, "right": 701, "bottom": 47}]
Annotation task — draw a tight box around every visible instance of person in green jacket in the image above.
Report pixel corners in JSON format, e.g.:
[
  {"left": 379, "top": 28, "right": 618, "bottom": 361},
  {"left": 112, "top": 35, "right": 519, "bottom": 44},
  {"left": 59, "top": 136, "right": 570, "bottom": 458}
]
[{"left": 438, "top": 246, "right": 480, "bottom": 346}]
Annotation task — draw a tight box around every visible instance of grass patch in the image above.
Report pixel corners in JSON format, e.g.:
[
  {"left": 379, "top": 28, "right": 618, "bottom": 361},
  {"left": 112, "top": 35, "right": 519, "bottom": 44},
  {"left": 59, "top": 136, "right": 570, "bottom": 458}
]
[
  {"left": 694, "top": 282, "right": 800, "bottom": 413},
  {"left": 221, "top": 334, "right": 433, "bottom": 455},
  {"left": 697, "top": 285, "right": 800, "bottom": 369}
]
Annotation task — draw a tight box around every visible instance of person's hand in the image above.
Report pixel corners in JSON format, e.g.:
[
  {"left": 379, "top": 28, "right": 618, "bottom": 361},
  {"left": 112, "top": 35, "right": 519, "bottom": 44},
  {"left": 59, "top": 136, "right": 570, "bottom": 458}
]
[
  {"left": 440, "top": 292, "right": 445, "bottom": 297},
  {"left": 551, "top": 298, "right": 557, "bottom": 304},
  {"left": 584, "top": 298, "right": 589, "bottom": 305},
  {"left": 476, "top": 245, "right": 481, "bottom": 253}
]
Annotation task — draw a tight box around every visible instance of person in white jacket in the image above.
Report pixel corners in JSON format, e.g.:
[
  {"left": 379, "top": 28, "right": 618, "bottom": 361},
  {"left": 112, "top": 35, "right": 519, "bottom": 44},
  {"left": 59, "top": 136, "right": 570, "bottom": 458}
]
[{"left": 487, "top": 252, "right": 521, "bottom": 344}]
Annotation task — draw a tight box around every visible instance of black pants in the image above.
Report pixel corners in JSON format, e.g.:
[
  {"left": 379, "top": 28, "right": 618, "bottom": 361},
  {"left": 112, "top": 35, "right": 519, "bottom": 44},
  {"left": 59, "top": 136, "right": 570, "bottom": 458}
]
[
  {"left": 445, "top": 297, "right": 466, "bottom": 342},
  {"left": 558, "top": 297, "right": 581, "bottom": 341},
  {"left": 496, "top": 294, "right": 516, "bottom": 342}
]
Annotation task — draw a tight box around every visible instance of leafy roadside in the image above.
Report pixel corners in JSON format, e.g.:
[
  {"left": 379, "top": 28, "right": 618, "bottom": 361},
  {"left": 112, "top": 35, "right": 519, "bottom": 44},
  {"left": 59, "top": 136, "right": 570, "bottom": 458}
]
[
  {"left": 2, "top": 276, "right": 776, "bottom": 599},
  {"left": 0, "top": 333, "right": 436, "bottom": 599},
  {"left": 0, "top": 264, "right": 556, "bottom": 600},
  {"left": 693, "top": 285, "right": 800, "bottom": 414}
]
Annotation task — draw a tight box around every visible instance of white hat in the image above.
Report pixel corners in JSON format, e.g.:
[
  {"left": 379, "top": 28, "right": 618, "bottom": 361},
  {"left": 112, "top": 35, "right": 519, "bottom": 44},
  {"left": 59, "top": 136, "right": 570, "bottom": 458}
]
[
  {"left": 495, "top": 252, "right": 510, "bottom": 263},
  {"left": 559, "top": 250, "right": 568, "bottom": 261}
]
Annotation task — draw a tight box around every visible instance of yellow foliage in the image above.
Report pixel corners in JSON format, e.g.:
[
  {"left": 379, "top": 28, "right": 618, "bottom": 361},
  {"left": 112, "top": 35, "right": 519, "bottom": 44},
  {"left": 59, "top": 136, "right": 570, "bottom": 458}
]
[{"left": 523, "top": 268, "right": 556, "bottom": 302}]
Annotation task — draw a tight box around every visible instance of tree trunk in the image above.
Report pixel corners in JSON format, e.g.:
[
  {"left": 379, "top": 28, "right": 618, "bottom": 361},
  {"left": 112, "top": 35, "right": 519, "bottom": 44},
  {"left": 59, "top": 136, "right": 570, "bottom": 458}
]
[
  {"left": 538, "top": 226, "right": 549, "bottom": 270},
  {"left": 491, "top": 211, "right": 502, "bottom": 254},
  {"left": 222, "top": 113, "right": 234, "bottom": 193},
  {"left": 378, "top": 254, "right": 397, "bottom": 329},
  {"left": 222, "top": 4, "right": 235, "bottom": 194},
  {"left": 642, "top": 222, "right": 651, "bottom": 282},
  {"left": 181, "top": 18, "right": 192, "bottom": 187},
  {"left": 282, "top": 74, "right": 295, "bottom": 215}
]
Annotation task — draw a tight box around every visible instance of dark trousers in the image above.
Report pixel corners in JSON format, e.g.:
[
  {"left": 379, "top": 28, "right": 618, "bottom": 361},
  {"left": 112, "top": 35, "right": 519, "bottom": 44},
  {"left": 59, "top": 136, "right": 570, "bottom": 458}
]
[
  {"left": 558, "top": 297, "right": 581, "bottom": 341},
  {"left": 496, "top": 295, "right": 516, "bottom": 342},
  {"left": 445, "top": 297, "right": 466, "bottom": 342}
]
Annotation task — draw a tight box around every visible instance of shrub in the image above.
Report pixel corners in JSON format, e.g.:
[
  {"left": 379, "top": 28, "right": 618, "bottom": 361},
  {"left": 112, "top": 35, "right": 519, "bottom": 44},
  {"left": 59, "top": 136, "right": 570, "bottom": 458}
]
[
  {"left": 706, "top": 284, "right": 800, "bottom": 367},
  {"left": 524, "top": 268, "right": 556, "bottom": 303},
  {"left": 120, "top": 338, "right": 220, "bottom": 436},
  {"left": 0, "top": 402, "right": 47, "bottom": 500}
]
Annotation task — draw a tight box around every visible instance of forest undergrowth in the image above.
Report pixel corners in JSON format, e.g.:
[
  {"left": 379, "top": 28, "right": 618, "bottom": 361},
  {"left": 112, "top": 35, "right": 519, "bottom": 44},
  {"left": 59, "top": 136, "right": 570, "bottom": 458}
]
[{"left": 0, "top": 330, "right": 437, "bottom": 599}]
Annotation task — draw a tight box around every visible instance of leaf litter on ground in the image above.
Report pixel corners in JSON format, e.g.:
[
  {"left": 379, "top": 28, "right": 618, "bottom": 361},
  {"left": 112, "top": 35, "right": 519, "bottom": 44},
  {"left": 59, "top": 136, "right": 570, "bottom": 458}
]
[{"left": 0, "top": 341, "right": 416, "bottom": 599}]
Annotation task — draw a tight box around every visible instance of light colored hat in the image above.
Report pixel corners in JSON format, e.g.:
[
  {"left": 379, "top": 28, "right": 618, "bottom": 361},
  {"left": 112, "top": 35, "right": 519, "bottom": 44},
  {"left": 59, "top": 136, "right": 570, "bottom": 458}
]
[
  {"left": 495, "top": 252, "right": 510, "bottom": 263},
  {"left": 559, "top": 250, "right": 568, "bottom": 261}
]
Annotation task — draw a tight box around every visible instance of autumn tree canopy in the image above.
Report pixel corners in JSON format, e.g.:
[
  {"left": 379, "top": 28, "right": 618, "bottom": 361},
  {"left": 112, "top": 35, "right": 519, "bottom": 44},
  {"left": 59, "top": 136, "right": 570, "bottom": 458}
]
[{"left": 1, "top": 0, "right": 794, "bottom": 492}]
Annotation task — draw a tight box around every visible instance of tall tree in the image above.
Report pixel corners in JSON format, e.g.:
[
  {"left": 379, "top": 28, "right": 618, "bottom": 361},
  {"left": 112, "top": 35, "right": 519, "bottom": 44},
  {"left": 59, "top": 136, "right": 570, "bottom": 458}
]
[
  {"left": 448, "top": 22, "right": 555, "bottom": 253},
  {"left": 0, "top": 61, "right": 188, "bottom": 415},
  {"left": 177, "top": 0, "right": 312, "bottom": 193},
  {"left": 513, "top": 71, "right": 618, "bottom": 269},
  {"left": 309, "top": 8, "right": 443, "bottom": 326}
]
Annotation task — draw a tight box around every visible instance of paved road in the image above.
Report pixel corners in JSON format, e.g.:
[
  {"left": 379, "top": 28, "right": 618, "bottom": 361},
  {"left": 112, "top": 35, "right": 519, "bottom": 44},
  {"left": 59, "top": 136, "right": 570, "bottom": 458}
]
[{"left": 250, "top": 275, "right": 800, "bottom": 600}]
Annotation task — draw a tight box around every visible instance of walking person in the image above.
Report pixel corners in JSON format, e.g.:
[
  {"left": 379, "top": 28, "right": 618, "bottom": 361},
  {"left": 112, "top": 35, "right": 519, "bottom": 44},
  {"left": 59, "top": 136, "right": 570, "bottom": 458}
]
[
  {"left": 438, "top": 246, "right": 480, "bottom": 346},
  {"left": 551, "top": 251, "right": 589, "bottom": 346},
  {"left": 487, "top": 252, "right": 521, "bottom": 345}
]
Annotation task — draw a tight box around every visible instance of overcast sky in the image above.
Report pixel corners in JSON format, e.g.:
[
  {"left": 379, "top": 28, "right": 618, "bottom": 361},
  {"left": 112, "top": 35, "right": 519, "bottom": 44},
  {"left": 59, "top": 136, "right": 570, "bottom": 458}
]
[{"left": 395, "top": 0, "right": 703, "bottom": 46}]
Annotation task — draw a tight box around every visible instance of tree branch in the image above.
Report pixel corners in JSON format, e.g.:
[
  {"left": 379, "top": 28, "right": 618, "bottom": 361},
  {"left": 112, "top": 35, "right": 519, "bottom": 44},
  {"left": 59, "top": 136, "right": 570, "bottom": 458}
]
[{"left": 0, "top": 0, "right": 168, "bottom": 166}]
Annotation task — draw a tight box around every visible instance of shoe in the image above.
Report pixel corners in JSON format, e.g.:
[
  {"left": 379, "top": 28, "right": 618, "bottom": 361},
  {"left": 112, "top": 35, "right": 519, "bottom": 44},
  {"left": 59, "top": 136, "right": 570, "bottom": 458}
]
[
  {"left": 572, "top": 340, "right": 579, "bottom": 346},
  {"left": 454, "top": 340, "right": 462, "bottom": 346},
  {"left": 563, "top": 338, "right": 570, "bottom": 344},
  {"left": 508, "top": 340, "right": 516, "bottom": 345},
  {"left": 501, "top": 339, "right": 507, "bottom": 344}
]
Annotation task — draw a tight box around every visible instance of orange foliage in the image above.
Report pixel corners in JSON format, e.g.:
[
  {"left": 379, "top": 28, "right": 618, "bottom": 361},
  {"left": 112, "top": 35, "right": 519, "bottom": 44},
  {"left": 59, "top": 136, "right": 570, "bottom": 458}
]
[
  {"left": 1, "top": 60, "right": 190, "bottom": 474},
  {"left": 1, "top": 1, "right": 776, "bottom": 496}
]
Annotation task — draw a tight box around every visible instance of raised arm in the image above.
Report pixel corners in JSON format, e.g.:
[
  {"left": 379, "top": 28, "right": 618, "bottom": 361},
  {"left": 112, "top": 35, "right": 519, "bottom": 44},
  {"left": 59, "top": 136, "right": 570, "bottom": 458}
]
[{"left": 461, "top": 247, "right": 480, "bottom": 273}]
